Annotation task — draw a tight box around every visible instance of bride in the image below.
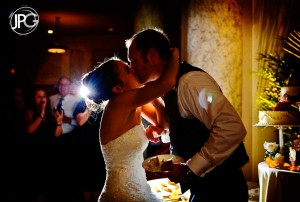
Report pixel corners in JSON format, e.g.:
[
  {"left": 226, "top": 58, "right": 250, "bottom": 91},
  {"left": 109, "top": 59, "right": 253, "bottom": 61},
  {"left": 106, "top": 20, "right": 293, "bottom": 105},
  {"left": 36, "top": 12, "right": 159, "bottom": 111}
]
[{"left": 81, "top": 48, "right": 179, "bottom": 202}]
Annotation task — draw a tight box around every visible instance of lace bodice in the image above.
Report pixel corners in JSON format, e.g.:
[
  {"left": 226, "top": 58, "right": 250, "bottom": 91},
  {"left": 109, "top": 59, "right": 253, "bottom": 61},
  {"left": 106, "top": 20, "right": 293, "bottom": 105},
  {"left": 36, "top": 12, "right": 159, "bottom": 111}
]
[{"left": 99, "top": 124, "right": 160, "bottom": 202}]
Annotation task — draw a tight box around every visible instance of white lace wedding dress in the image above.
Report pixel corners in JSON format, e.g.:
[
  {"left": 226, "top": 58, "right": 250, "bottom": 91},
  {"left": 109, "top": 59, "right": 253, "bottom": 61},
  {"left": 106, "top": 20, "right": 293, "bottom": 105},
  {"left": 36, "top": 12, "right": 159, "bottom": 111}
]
[{"left": 99, "top": 124, "right": 161, "bottom": 202}]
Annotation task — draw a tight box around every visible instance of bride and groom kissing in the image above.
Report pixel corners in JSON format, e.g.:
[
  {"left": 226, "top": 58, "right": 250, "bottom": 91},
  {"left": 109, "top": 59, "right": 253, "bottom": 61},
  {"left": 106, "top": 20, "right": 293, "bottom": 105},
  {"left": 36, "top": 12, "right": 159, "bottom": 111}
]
[{"left": 81, "top": 28, "right": 249, "bottom": 202}]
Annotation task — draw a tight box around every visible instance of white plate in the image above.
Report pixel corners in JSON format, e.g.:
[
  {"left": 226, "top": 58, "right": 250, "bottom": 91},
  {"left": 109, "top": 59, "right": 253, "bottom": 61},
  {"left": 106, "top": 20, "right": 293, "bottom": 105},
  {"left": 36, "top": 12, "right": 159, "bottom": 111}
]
[{"left": 142, "top": 154, "right": 184, "bottom": 173}]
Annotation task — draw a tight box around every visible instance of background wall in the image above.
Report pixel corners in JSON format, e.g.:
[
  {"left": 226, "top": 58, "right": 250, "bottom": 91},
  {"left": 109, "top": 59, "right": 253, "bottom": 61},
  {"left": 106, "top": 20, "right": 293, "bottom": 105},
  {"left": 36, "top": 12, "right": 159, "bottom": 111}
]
[{"left": 182, "top": 0, "right": 252, "bottom": 179}]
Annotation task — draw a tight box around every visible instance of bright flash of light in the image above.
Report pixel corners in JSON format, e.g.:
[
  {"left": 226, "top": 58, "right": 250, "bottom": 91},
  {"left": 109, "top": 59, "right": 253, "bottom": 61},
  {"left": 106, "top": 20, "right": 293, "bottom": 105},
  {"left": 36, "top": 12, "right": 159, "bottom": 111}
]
[
  {"left": 207, "top": 93, "right": 213, "bottom": 103},
  {"left": 80, "top": 86, "right": 90, "bottom": 98}
]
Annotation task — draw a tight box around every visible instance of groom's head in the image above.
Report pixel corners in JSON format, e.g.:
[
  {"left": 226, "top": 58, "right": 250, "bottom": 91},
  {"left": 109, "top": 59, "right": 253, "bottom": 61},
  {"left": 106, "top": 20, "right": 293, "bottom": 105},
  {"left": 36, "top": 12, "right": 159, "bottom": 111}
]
[{"left": 126, "top": 28, "right": 172, "bottom": 84}]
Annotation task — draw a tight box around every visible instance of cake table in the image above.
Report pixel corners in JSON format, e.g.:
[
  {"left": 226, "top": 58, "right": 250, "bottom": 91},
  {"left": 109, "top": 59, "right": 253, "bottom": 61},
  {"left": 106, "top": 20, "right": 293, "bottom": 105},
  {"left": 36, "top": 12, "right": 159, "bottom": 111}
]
[{"left": 258, "top": 162, "right": 300, "bottom": 202}]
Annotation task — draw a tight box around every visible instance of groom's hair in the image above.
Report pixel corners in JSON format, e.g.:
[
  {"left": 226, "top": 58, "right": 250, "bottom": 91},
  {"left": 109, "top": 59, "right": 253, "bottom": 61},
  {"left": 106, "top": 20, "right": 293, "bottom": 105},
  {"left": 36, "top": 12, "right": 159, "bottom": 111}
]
[{"left": 125, "top": 27, "right": 171, "bottom": 61}]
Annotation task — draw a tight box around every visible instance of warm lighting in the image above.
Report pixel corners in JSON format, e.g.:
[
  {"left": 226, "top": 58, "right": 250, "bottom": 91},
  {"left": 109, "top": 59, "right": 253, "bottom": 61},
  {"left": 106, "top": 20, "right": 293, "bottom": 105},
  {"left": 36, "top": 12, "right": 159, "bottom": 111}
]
[
  {"left": 48, "top": 44, "right": 67, "bottom": 53},
  {"left": 47, "top": 16, "right": 68, "bottom": 54}
]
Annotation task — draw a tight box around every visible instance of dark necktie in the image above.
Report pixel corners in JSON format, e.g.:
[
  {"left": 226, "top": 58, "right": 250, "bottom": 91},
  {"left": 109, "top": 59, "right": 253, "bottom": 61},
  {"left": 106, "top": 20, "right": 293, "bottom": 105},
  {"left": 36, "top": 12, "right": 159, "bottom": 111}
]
[
  {"left": 56, "top": 97, "right": 64, "bottom": 112},
  {"left": 58, "top": 97, "right": 63, "bottom": 105}
]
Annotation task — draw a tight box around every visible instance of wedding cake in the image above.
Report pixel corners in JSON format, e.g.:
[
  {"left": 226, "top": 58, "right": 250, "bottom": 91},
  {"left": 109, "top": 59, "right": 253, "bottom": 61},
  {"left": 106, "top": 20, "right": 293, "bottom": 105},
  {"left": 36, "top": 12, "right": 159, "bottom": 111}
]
[{"left": 258, "top": 86, "right": 300, "bottom": 125}]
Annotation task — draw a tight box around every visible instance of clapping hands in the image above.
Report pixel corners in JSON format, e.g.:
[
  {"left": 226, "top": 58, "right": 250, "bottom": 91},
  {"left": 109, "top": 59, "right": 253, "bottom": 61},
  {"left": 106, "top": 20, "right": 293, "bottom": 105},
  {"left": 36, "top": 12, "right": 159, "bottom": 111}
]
[{"left": 53, "top": 109, "right": 63, "bottom": 125}]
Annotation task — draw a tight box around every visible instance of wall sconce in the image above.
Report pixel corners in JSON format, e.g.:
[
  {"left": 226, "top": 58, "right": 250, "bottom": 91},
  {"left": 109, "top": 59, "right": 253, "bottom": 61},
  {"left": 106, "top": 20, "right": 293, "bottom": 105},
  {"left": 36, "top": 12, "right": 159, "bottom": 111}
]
[{"left": 47, "top": 16, "right": 68, "bottom": 53}]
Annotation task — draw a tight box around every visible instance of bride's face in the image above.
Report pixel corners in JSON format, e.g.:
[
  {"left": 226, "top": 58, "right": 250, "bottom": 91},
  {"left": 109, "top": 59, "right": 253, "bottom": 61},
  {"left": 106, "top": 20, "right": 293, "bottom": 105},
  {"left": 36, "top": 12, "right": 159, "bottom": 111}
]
[{"left": 116, "top": 61, "right": 142, "bottom": 91}]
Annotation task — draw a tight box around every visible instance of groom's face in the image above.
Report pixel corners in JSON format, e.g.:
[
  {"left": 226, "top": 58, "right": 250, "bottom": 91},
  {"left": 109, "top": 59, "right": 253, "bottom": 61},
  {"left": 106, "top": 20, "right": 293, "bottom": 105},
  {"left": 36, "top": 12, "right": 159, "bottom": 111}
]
[{"left": 127, "top": 43, "right": 159, "bottom": 84}]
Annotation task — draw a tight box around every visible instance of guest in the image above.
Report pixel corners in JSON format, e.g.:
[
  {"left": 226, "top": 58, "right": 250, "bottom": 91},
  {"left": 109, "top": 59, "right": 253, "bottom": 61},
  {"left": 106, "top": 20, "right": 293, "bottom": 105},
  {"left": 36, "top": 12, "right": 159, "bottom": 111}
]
[
  {"left": 48, "top": 76, "right": 79, "bottom": 199},
  {"left": 22, "top": 87, "right": 63, "bottom": 202},
  {"left": 81, "top": 51, "right": 179, "bottom": 201},
  {"left": 24, "top": 87, "right": 63, "bottom": 140},
  {"left": 72, "top": 98, "right": 106, "bottom": 202},
  {"left": 49, "top": 75, "right": 79, "bottom": 139},
  {"left": 125, "top": 27, "right": 249, "bottom": 202}
]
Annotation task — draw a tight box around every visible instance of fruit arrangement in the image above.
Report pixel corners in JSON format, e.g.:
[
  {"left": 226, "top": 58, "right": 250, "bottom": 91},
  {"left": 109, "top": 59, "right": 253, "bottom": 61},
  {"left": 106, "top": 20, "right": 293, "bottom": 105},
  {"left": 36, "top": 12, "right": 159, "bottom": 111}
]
[{"left": 265, "top": 157, "right": 300, "bottom": 171}]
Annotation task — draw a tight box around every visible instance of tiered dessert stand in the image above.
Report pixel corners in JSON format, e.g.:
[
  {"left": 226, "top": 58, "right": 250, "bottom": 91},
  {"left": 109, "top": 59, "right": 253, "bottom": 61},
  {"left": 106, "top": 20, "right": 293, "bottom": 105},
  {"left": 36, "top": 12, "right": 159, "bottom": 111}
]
[{"left": 255, "top": 124, "right": 300, "bottom": 154}]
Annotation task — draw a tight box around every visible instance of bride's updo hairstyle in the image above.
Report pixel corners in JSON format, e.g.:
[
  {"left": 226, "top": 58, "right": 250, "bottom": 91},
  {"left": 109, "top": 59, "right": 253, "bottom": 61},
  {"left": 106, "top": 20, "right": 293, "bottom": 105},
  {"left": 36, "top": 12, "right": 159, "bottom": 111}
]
[{"left": 81, "top": 56, "right": 122, "bottom": 110}]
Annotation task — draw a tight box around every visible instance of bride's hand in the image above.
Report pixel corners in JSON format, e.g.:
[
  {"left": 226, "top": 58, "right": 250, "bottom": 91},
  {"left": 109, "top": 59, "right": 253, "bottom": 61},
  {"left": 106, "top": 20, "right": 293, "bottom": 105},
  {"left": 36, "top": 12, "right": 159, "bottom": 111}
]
[{"left": 145, "top": 125, "right": 164, "bottom": 143}]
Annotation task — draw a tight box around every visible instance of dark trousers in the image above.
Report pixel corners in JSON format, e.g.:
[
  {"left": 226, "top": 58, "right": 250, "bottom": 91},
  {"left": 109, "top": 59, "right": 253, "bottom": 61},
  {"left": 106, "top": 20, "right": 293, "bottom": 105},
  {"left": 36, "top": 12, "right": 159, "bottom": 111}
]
[{"left": 189, "top": 168, "right": 248, "bottom": 202}]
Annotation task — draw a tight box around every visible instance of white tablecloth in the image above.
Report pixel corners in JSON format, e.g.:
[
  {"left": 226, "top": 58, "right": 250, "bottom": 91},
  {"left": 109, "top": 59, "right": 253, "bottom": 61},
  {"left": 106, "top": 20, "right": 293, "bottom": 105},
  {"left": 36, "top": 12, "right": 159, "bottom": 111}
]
[{"left": 258, "top": 162, "right": 300, "bottom": 202}]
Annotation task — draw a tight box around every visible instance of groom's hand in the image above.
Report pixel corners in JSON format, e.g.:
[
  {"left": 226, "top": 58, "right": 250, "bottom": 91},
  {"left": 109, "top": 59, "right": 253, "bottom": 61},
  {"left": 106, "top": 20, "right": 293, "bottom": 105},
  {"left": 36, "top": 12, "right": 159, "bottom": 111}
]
[{"left": 166, "top": 163, "right": 190, "bottom": 183}]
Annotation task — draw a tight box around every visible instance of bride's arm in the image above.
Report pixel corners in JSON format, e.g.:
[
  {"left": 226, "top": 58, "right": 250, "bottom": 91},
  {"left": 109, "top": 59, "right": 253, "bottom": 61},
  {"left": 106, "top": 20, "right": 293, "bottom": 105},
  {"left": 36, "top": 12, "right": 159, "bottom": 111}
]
[
  {"left": 141, "top": 97, "right": 167, "bottom": 126},
  {"left": 141, "top": 97, "right": 169, "bottom": 142}
]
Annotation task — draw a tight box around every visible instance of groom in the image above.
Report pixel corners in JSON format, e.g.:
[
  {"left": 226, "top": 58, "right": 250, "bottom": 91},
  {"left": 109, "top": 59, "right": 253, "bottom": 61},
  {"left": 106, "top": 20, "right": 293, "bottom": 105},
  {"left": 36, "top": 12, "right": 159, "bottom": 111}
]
[{"left": 125, "top": 28, "right": 249, "bottom": 202}]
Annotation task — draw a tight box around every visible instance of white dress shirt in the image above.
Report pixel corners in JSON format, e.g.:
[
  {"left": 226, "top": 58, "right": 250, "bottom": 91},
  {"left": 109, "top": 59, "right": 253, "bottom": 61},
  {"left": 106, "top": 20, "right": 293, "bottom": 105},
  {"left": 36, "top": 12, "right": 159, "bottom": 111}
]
[
  {"left": 49, "top": 93, "right": 79, "bottom": 134},
  {"left": 177, "top": 71, "right": 247, "bottom": 177}
]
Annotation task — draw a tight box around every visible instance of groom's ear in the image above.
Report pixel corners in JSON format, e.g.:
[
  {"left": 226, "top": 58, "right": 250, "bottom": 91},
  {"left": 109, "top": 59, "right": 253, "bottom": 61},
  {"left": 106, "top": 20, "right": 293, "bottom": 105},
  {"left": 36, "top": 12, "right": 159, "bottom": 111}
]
[
  {"left": 147, "top": 48, "right": 158, "bottom": 64},
  {"left": 112, "top": 85, "right": 124, "bottom": 94}
]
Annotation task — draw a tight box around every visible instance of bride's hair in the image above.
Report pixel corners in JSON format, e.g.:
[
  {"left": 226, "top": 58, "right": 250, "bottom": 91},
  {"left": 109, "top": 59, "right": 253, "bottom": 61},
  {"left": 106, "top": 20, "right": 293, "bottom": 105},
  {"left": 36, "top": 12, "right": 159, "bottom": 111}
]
[{"left": 81, "top": 56, "right": 122, "bottom": 111}]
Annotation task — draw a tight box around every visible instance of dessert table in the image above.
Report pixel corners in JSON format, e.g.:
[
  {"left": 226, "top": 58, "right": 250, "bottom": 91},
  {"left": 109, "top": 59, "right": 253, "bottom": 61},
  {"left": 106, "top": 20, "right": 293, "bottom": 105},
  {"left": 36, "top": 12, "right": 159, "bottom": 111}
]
[{"left": 258, "top": 162, "right": 300, "bottom": 202}]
